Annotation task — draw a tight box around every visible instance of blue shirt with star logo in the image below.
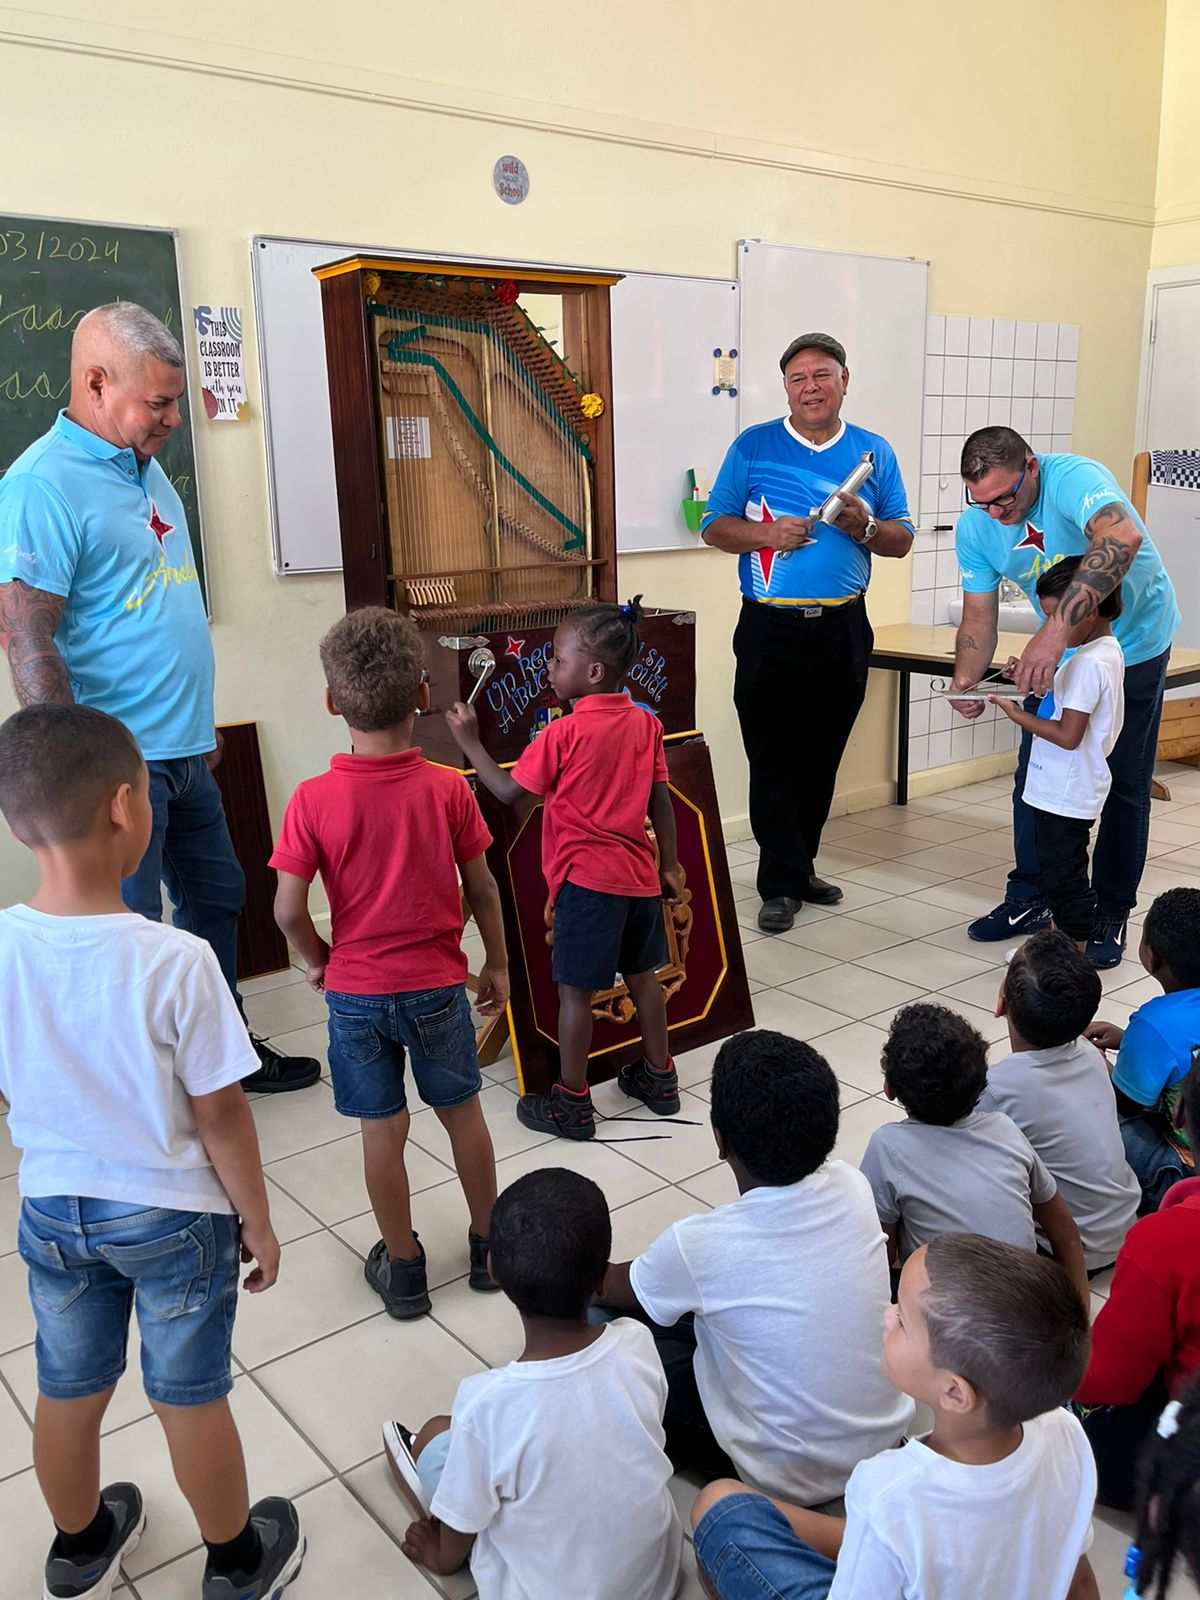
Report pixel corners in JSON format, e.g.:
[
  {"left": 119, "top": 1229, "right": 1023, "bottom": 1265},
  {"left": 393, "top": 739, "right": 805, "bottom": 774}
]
[
  {"left": 0, "top": 411, "right": 215, "bottom": 758},
  {"left": 956, "top": 452, "right": 1180, "bottom": 668},
  {"left": 701, "top": 417, "right": 913, "bottom": 604}
]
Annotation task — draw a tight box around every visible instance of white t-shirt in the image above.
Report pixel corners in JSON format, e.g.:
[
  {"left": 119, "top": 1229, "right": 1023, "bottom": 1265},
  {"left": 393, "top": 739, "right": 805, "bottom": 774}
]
[
  {"left": 430, "top": 1319, "right": 682, "bottom": 1600},
  {"left": 980, "top": 1039, "right": 1139, "bottom": 1271},
  {"left": 829, "top": 1408, "right": 1096, "bottom": 1600},
  {"left": 0, "top": 906, "right": 258, "bottom": 1212},
  {"left": 1023, "top": 635, "right": 1125, "bottom": 820},
  {"left": 629, "top": 1162, "right": 914, "bottom": 1505}
]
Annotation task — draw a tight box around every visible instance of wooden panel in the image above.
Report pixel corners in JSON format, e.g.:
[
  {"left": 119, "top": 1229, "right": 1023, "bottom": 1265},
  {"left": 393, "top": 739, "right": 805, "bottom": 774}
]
[
  {"left": 562, "top": 286, "right": 617, "bottom": 602},
  {"left": 213, "top": 722, "right": 291, "bottom": 981}
]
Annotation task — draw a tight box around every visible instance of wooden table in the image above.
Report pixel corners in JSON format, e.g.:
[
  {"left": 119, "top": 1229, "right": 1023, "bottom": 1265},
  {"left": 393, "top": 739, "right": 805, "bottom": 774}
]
[{"left": 869, "top": 623, "right": 1200, "bottom": 805}]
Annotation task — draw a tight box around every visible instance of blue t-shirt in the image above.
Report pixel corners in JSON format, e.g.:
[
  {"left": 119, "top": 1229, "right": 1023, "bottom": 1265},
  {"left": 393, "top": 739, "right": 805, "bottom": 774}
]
[
  {"left": 1112, "top": 989, "right": 1200, "bottom": 1111},
  {"left": 701, "top": 418, "right": 913, "bottom": 604},
  {"left": 0, "top": 412, "right": 214, "bottom": 759},
  {"left": 956, "top": 453, "right": 1180, "bottom": 668}
]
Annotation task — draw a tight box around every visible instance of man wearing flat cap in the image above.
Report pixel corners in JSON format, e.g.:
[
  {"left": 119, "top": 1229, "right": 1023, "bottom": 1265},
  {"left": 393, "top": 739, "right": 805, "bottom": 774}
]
[{"left": 702, "top": 334, "right": 915, "bottom": 933}]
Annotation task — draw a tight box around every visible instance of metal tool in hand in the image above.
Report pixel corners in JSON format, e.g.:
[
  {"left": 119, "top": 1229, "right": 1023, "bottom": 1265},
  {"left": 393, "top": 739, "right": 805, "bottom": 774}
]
[
  {"left": 816, "top": 451, "right": 875, "bottom": 524},
  {"left": 465, "top": 647, "right": 497, "bottom": 706},
  {"left": 931, "top": 677, "right": 1028, "bottom": 702}
]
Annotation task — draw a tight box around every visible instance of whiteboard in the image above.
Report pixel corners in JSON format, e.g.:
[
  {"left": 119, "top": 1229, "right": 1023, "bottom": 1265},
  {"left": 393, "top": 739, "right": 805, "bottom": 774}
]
[
  {"left": 611, "top": 274, "right": 739, "bottom": 553},
  {"left": 737, "top": 241, "right": 928, "bottom": 519}
]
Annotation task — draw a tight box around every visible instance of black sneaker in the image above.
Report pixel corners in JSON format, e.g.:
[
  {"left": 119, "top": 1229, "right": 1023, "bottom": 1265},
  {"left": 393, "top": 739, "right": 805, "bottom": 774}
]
[
  {"left": 1086, "top": 917, "right": 1129, "bottom": 970},
  {"left": 468, "top": 1231, "right": 500, "bottom": 1292},
  {"left": 243, "top": 1034, "right": 321, "bottom": 1094},
  {"left": 516, "top": 1081, "right": 596, "bottom": 1140},
  {"left": 365, "top": 1237, "right": 432, "bottom": 1319},
  {"left": 966, "top": 900, "right": 1052, "bottom": 943},
  {"left": 44, "top": 1482, "right": 145, "bottom": 1600},
  {"left": 201, "top": 1497, "right": 305, "bottom": 1600},
  {"left": 618, "top": 1057, "right": 681, "bottom": 1115},
  {"left": 381, "top": 1421, "right": 430, "bottom": 1517}
]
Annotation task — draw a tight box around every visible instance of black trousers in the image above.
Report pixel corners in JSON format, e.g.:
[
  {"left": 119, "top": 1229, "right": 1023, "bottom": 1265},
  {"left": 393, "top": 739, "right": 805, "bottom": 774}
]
[
  {"left": 733, "top": 596, "right": 873, "bottom": 902},
  {"left": 1033, "top": 807, "right": 1097, "bottom": 942}
]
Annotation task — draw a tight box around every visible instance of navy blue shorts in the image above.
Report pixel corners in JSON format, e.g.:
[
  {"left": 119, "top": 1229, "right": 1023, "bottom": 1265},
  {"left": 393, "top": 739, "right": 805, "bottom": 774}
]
[
  {"left": 551, "top": 880, "right": 668, "bottom": 991},
  {"left": 324, "top": 985, "right": 482, "bottom": 1119}
]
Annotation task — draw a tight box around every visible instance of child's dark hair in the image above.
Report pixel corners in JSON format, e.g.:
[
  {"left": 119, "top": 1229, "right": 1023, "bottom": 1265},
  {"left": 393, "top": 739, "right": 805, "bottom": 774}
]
[
  {"left": 922, "top": 1234, "right": 1091, "bottom": 1428},
  {"left": 1143, "top": 888, "right": 1200, "bottom": 989},
  {"left": 1036, "top": 553, "right": 1123, "bottom": 619},
  {"left": 487, "top": 1168, "right": 611, "bottom": 1320},
  {"left": 319, "top": 606, "right": 425, "bottom": 731},
  {"left": 1004, "top": 929, "right": 1102, "bottom": 1049},
  {"left": 1131, "top": 1374, "right": 1200, "bottom": 1599},
  {"left": 569, "top": 594, "right": 645, "bottom": 676},
  {"left": 882, "top": 1003, "right": 989, "bottom": 1125},
  {"left": 0, "top": 705, "right": 142, "bottom": 847},
  {"left": 710, "top": 1030, "right": 839, "bottom": 1186}
]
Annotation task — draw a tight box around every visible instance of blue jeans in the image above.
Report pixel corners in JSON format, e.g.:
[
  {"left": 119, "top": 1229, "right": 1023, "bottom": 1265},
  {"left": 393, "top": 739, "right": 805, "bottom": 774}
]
[
  {"left": 693, "top": 1492, "right": 837, "bottom": 1600},
  {"left": 1119, "top": 1110, "right": 1186, "bottom": 1214},
  {"left": 324, "top": 986, "right": 482, "bottom": 1118},
  {"left": 1008, "top": 647, "right": 1169, "bottom": 919},
  {"left": 122, "top": 756, "right": 246, "bottom": 1001},
  {"left": 17, "top": 1197, "right": 240, "bottom": 1406}
]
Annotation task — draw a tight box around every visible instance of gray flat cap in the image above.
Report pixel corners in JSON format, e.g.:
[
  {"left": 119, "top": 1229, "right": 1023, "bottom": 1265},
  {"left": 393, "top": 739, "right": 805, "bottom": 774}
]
[{"left": 779, "top": 332, "right": 847, "bottom": 373}]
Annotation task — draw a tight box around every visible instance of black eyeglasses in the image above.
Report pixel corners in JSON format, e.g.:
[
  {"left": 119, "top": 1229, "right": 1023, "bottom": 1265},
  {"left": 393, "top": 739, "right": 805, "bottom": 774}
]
[{"left": 965, "top": 468, "right": 1025, "bottom": 512}]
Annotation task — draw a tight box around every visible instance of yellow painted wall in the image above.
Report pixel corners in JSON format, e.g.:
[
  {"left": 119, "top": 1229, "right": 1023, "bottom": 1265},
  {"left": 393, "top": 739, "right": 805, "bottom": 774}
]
[
  {"left": 1152, "top": 0, "right": 1200, "bottom": 266},
  {"left": 0, "top": 2, "right": 1166, "bottom": 905}
]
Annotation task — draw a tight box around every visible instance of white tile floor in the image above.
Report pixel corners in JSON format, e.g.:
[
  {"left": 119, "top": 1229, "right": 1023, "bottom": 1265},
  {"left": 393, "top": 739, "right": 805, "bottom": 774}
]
[{"left": 5, "top": 764, "right": 1200, "bottom": 1599}]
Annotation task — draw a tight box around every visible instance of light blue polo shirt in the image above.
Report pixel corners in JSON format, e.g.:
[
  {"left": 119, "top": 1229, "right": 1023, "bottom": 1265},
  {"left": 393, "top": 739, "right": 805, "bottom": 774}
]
[
  {"left": 701, "top": 418, "right": 913, "bottom": 604},
  {"left": 0, "top": 412, "right": 214, "bottom": 759},
  {"left": 956, "top": 453, "right": 1180, "bottom": 668}
]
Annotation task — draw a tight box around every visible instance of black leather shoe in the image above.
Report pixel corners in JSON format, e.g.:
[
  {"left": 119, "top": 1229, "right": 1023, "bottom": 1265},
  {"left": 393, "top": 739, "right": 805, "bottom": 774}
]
[
  {"left": 800, "top": 876, "right": 843, "bottom": 906},
  {"left": 758, "top": 897, "right": 802, "bottom": 933}
]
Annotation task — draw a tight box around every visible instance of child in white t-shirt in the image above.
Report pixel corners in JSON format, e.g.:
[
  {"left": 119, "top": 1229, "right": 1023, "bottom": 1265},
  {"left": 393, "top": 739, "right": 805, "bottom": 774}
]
[
  {"left": 385, "top": 1167, "right": 681, "bottom": 1600},
  {"left": 992, "top": 554, "right": 1125, "bottom": 949},
  {"left": 692, "top": 1233, "right": 1098, "bottom": 1600}
]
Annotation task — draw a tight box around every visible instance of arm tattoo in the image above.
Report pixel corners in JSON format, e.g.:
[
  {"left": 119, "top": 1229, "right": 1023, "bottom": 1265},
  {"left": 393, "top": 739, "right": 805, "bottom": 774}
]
[
  {"left": 959, "top": 634, "right": 978, "bottom": 651},
  {"left": 1057, "top": 503, "right": 1139, "bottom": 630},
  {"left": 0, "top": 580, "right": 72, "bottom": 706}
]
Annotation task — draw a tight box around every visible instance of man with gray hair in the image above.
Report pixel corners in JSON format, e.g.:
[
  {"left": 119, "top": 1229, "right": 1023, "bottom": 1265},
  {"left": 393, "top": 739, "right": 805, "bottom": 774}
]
[{"left": 0, "top": 303, "right": 317, "bottom": 1092}]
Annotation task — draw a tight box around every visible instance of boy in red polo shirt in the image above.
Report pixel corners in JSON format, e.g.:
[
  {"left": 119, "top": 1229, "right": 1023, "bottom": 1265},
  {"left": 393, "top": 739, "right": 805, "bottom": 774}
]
[
  {"left": 448, "top": 597, "right": 683, "bottom": 1140},
  {"left": 272, "top": 608, "right": 508, "bottom": 1318}
]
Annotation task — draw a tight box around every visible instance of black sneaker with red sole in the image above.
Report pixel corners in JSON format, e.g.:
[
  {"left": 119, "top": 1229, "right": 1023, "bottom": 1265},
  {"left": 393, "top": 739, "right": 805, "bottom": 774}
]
[
  {"left": 617, "top": 1057, "right": 681, "bottom": 1115},
  {"left": 516, "top": 1082, "right": 596, "bottom": 1140}
]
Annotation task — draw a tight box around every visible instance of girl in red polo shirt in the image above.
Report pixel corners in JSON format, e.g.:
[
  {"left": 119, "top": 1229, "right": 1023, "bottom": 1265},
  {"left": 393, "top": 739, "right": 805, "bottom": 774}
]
[{"left": 449, "top": 598, "right": 683, "bottom": 1139}]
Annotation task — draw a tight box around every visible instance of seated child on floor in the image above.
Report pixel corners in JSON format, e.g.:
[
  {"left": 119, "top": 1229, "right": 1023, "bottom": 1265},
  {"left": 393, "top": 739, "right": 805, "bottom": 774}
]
[
  {"left": 1084, "top": 887, "right": 1200, "bottom": 1212},
  {"left": 691, "top": 1234, "right": 1098, "bottom": 1600},
  {"left": 981, "top": 929, "right": 1139, "bottom": 1272},
  {"left": 272, "top": 607, "right": 507, "bottom": 1320},
  {"left": 594, "top": 1029, "right": 914, "bottom": 1506},
  {"left": 384, "top": 1168, "right": 682, "bottom": 1600},
  {"left": 860, "top": 1002, "right": 1089, "bottom": 1306},
  {"left": 1121, "top": 1372, "right": 1200, "bottom": 1599}
]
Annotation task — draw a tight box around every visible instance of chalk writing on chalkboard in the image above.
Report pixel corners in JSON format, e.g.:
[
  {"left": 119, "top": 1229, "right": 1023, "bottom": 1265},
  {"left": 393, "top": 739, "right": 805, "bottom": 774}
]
[{"left": 0, "top": 215, "right": 206, "bottom": 604}]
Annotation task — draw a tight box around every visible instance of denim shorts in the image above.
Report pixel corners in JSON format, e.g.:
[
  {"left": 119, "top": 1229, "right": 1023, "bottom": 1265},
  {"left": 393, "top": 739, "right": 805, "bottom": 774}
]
[
  {"left": 693, "top": 1492, "right": 837, "bottom": 1600},
  {"left": 17, "top": 1197, "right": 240, "bottom": 1407},
  {"left": 324, "top": 984, "right": 482, "bottom": 1119},
  {"left": 551, "top": 880, "right": 668, "bottom": 991}
]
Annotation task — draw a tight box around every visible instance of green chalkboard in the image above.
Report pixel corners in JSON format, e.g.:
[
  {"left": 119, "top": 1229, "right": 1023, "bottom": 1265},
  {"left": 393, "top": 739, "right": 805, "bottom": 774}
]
[{"left": 0, "top": 214, "right": 206, "bottom": 600}]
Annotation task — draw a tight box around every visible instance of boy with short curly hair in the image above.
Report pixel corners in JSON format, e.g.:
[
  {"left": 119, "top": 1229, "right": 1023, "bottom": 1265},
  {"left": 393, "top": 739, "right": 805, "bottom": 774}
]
[{"left": 860, "top": 1002, "right": 1088, "bottom": 1305}]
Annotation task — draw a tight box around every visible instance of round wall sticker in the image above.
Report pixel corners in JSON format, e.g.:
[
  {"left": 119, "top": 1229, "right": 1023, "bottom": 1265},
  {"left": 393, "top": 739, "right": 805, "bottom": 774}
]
[{"left": 493, "top": 155, "right": 530, "bottom": 205}]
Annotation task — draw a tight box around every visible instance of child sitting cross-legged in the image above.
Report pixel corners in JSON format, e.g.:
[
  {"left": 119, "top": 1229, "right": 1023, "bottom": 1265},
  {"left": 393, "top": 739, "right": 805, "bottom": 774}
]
[
  {"left": 980, "top": 928, "right": 1139, "bottom": 1273},
  {"left": 385, "top": 1167, "right": 683, "bottom": 1600},
  {"left": 691, "top": 1234, "right": 1099, "bottom": 1600},
  {"left": 860, "top": 1002, "right": 1089, "bottom": 1307}
]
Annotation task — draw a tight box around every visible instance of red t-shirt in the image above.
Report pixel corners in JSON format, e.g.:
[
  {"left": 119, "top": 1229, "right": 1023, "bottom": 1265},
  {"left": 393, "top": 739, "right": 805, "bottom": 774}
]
[
  {"left": 511, "top": 694, "right": 669, "bottom": 902},
  {"left": 270, "top": 748, "right": 491, "bottom": 995},
  {"left": 1075, "top": 1185, "right": 1200, "bottom": 1405}
]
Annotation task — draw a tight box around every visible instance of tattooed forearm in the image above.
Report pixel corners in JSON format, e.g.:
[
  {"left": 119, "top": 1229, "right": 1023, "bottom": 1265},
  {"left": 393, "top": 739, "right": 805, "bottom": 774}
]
[
  {"left": 0, "top": 580, "right": 72, "bottom": 706},
  {"left": 1057, "top": 503, "right": 1140, "bottom": 630}
]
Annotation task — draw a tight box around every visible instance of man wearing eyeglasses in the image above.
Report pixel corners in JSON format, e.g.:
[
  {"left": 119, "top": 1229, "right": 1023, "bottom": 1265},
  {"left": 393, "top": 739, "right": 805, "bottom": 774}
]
[
  {"left": 949, "top": 426, "right": 1180, "bottom": 967},
  {"left": 702, "top": 333, "right": 915, "bottom": 934}
]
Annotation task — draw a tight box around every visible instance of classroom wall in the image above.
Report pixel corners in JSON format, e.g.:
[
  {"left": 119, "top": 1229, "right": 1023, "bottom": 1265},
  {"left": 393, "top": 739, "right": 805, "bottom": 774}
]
[
  {"left": 0, "top": 2, "right": 1166, "bottom": 904},
  {"left": 1151, "top": 0, "right": 1200, "bottom": 267}
]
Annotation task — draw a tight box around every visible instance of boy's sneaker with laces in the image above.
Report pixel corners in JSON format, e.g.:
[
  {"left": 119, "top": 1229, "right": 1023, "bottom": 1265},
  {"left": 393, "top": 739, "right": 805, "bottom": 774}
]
[
  {"left": 966, "top": 899, "right": 1052, "bottom": 943},
  {"left": 382, "top": 1421, "right": 430, "bottom": 1517},
  {"left": 1086, "top": 917, "right": 1128, "bottom": 970},
  {"left": 43, "top": 1482, "right": 145, "bottom": 1600},
  {"left": 365, "top": 1236, "right": 432, "bottom": 1319},
  {"left": 468, "top": 1231, "right": 500, "bottom": 1292},
  {"left": 243, "top": 1034, "right": 321, "bottom": 1094},
  {"left": 516, "top": 1081, "right": 595, "bottom": 1140},
  {"left": 617, "top": 1056, "right": 681, "bottom": 1115},
  {"left": 201, "top": 1497, "right": 305, "bottom": 1600}
]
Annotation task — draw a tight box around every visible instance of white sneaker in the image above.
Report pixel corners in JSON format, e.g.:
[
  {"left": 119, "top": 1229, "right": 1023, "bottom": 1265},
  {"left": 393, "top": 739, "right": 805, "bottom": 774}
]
[{"left": 382, "top": 1421, "right": 430, "bottom": 1517}]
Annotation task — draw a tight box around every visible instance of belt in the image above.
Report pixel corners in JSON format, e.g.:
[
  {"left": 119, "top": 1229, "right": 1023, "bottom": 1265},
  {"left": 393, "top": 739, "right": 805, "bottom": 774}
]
[{"left": 742, "top": 593, "right": 863, "bottom": 618}]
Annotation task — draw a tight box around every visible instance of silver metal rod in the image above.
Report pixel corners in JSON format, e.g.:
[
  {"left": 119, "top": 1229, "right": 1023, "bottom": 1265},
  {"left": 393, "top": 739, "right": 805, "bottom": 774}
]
[
  {"left": 465, "top": 647, "right": 496, "bottom": 706},
  {"left": 816, "top": 451, "right": 874, "bottom": 524}
]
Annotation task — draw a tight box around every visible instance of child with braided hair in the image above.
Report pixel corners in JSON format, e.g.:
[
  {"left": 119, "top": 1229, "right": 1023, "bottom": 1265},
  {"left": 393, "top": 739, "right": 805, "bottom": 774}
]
[
  {"left": 448, "top": 597, "right": 683, "bottom": 1140},
  {"left": 1122, "top": 1376, "right": 1200, "bottom": 1599}
]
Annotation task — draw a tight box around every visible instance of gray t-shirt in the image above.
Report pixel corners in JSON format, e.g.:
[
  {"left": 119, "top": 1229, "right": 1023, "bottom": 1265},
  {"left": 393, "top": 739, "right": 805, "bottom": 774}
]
[
  {"left": 979, "top": 1038, "right": 1139, "bottom": 1271},
  {"left": 860, "top": 1109, "right": 1056, "bottom": 1262}
]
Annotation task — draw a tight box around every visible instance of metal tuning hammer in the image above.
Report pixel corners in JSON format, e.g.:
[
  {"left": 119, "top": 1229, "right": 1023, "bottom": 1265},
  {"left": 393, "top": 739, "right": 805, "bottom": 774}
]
[
  {"left": 816, "top": 451, "right": 875, "bottom": 525},
  {"left": 465, "top": 647, "right": 496, "bottom": 706}
]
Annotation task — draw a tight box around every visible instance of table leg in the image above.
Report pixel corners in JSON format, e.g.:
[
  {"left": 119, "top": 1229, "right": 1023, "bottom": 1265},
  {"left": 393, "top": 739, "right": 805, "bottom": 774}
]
[{"left": 896, "top": 668, "right": 911, "bottom": 807}]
